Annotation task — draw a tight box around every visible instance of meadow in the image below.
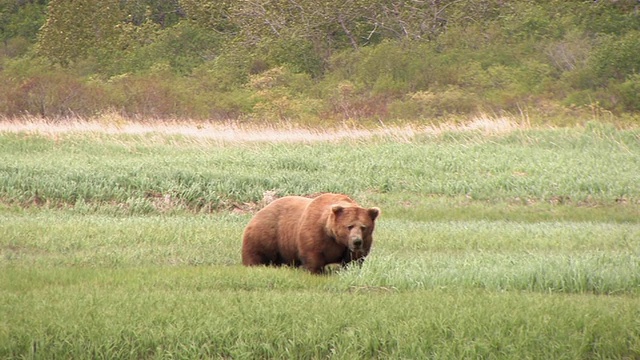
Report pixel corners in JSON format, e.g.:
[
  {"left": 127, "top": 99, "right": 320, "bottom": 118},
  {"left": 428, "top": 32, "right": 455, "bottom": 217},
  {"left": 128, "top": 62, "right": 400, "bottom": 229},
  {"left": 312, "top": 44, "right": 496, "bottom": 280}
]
[{"left": 1, "top": 119, "right": 639, "bottom": 359}]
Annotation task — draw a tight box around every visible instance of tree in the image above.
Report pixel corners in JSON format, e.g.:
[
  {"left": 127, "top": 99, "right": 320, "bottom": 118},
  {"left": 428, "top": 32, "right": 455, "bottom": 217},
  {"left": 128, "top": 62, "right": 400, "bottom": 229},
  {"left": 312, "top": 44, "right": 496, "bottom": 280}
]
[
  {"left": 37, "top": 0, "right": 123, "bottom": 65},
  {"left": 179, "top": 0, "right": 235, "bottom": 35},
  {"left": 37, "top": 0, "right": 188, "bottom": 66},
  {"left": 0, "top": 0, "right": 47, "bottom": 45}
]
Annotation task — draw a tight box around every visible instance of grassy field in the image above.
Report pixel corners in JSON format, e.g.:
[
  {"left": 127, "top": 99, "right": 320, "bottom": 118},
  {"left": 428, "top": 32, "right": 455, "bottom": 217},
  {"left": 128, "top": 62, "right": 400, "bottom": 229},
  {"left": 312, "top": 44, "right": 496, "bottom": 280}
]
[{"left": 1, "top": 119, "right": 639, "bottom": 358}]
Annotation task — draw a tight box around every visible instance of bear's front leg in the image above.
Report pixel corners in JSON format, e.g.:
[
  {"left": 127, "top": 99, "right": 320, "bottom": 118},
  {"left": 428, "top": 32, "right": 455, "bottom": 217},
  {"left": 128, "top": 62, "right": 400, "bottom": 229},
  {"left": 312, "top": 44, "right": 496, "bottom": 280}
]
[{"left": 301, "top": 253, "right": 326, "bottom": 274}]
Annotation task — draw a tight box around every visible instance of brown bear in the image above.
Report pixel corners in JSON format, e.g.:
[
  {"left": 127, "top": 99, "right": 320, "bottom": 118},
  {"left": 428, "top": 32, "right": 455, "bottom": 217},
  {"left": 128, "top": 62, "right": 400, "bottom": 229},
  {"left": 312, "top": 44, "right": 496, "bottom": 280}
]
[{"left": 241, "top": 193, "right": 380, "bottom": 274}]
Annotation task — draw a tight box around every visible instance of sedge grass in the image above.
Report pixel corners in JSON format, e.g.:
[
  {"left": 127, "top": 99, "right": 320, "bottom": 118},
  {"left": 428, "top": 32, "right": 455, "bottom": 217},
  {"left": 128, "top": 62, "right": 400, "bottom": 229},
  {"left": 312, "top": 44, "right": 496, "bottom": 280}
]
[
  {"left": 1, "top": 121, "right": 639, "bottom": 358},
  {"left": 2, "top": 210, "right": 639, "bottom": 294},
  {"left": 1, "top": 121, "right": 638, "bottom": 211},
  {"left": 2, "top": 266, "right": 639, "bottom": 359}
]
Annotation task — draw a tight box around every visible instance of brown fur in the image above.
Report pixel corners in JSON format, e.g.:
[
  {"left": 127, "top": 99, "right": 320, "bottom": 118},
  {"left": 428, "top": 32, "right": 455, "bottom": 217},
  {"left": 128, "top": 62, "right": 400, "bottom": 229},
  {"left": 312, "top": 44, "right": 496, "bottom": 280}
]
[{"left": 241, "top": 193, "right": 380, "bottom": 274}]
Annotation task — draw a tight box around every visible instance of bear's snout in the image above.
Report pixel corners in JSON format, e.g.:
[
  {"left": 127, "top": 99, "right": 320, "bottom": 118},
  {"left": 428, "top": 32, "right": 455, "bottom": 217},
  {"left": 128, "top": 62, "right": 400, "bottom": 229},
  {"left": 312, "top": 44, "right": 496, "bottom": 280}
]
[{"left": 351, "top": 238, "right": 363, "bottom": 249}]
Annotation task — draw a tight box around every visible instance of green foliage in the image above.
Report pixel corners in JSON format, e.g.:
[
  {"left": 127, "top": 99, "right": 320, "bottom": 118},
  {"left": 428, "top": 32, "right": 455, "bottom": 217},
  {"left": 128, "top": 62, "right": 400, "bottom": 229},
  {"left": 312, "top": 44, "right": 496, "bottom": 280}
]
[
  {"left": 179, "top": 0, "right": 235, "bottom": 34},
  {"left": 579, "top": 0, "right": 640, "bottom": 36},
  {"left": 615, "top": 74, "right": 640, "bottom": 111},
  {"left": 36, "top": 0, "right": 190, "bottom": 72},
  {"left": 0, "top": 0, "right": 46, "bottom": 58},
  {"left": 120, "top": 0, "right": 183, "bottom": 28},
  {"left": 37, "top": 0, "right": 124, "bottom": 65},
  {"left": 0, "top": 0, "right": 639, "bottom": 121},
  {"left": 257, "top": 36, "right": 324, "bottom": 78},
  {"left": 110, "top": 20, "right": 223, "bottom": 76},
  {"left": 246, "top": 66, "right": 321, "bottom": 123},
  {"left": 0, "top": 0, "right": 47, "bottom": 42},
  {"left": 589, "top": 30, "right": 640, "bottom": 82}
]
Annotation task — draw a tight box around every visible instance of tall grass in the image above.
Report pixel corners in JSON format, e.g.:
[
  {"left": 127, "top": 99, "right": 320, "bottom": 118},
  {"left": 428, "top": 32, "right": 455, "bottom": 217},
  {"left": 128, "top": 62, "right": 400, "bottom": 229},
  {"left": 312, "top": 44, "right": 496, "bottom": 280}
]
[
  {"left": 2, "top": 266, "right": 640, "bottom": 359},
  {"left": 1, "top": 122, "right": 639, "bottom": 358},
  {"left": 1, "top": 120, "right": 638, "bottom": 212},
  {"left": 3, "top": 211, "right": 639, "bottom": 294}
]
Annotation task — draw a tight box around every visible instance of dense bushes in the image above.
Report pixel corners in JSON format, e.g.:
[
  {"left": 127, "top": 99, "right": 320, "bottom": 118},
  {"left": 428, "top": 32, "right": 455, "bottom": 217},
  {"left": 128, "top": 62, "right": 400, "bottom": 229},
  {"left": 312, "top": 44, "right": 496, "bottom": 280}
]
[{"left": 0, "top": 0, "right": 639, "bottom": 124}]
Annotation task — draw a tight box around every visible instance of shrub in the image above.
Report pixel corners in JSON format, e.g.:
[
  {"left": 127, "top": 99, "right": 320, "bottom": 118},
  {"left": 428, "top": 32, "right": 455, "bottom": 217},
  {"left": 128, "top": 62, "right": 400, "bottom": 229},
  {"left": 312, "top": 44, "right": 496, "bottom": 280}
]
[
  {"left": 245, "top": 66, "right": 322, "bottom": 123},
  {"left": 589, "top": 31, "right": 640, "bottom": 83},
  {"left": 388, "top": 87, "right": 478, "bottom": 120},
  {"left": 138, "top": 21, "right": 222, "bottom": 75},
  {"left": 544, "top": 30, "right": 592, "bottom": 73},
  {"left": 190, "top": 50, "right": 253, "bottom": 93},
  {"left": 105, "top": 67, "right": 194, "bottom": 119},
  {"left": 320, "top": 80, "right": 389, "bottom": 122},
  {"left": 0, "top": 36, "right": 31, "bottom": 58},
  {"left": 0, "top": 58, "right": 105, "bottom": 117},
  {"left": 327, "top": 41, "right": 422, "bottom": 94},
  {"left": 258, "top": 36, "right": 325, "bottom": 78},
  {"left": 613, "top": 74, "right": 640, "bottom": 112}
]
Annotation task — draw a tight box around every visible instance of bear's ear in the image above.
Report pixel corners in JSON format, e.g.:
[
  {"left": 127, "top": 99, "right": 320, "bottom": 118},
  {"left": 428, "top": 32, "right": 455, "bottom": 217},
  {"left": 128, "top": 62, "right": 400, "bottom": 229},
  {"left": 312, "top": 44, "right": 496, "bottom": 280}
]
[
  {"left": 331, "top": 204, "right": 344, "bottom": 215},
  {"left": 368, "top": 207, "right": 380, "bottom": 221}
]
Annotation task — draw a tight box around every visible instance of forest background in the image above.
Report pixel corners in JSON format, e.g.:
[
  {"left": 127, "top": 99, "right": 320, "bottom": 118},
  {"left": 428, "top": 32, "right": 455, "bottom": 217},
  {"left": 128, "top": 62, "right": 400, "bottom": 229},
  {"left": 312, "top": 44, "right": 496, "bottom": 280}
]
[{"left": 1, "top": 0, "right": 639, "bottom": 126}]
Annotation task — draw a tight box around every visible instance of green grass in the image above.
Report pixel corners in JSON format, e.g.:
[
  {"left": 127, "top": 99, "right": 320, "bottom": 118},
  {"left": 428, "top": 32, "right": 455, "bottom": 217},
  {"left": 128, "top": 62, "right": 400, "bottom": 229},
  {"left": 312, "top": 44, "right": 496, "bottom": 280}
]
[
  {"left": 1, "top": 122, "right": 639, "bottom": 212},
  {"left": 1, "top": 123, "right": 640, "bottom": 358},
  {"left": 2, "top": 267, "right": 640, "bottom": 359},
  {"left": 2, "top": 210, "right": 639, "bottom": 294}
]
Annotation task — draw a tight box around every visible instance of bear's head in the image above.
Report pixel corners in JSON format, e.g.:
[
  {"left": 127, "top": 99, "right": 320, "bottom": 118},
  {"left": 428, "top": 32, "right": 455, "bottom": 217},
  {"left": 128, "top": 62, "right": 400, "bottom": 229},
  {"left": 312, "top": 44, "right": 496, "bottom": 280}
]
[{"left": 328, "top": 204, "right": 380, "bottom": 253}]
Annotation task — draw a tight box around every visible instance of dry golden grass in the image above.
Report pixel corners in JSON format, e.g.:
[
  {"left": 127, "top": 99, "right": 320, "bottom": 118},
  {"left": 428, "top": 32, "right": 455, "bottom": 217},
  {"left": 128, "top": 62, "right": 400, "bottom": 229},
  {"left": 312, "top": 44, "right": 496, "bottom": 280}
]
[{"left": 0, "top": 113, "right": 532, "bottom": 143}]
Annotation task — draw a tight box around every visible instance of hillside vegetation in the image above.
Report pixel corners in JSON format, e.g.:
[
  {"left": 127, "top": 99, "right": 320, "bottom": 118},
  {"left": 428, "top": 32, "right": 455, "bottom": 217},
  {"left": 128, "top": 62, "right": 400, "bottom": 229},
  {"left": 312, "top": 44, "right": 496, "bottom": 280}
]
[{"left": 1, "top": 0, "right": 639, "bottom": 125}]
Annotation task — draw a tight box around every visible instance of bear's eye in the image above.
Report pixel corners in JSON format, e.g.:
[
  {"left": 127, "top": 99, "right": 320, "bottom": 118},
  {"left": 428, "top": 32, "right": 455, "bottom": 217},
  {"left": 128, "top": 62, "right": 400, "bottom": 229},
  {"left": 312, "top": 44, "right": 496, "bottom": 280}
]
[
  {"left": 361, "top": 225, "right": 367, "bottom": 231},
  {"left": 347, "top": 225, "right": 355, "bottom": 230}
]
